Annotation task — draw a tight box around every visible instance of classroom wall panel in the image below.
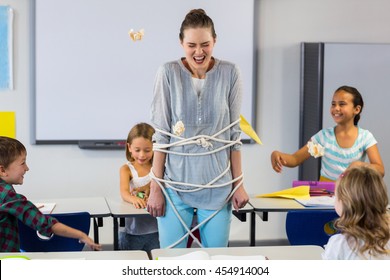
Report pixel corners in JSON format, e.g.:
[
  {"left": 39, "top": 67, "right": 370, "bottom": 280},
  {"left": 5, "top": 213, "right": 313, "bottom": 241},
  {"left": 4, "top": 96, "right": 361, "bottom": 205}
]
[
  {"left": 323, "top": 43, "right": 390, "bottom": 195},
  {"left": 298, "top": 43, "right": 324, "bottom": 181},
  {"left": 301, "top": 42, "right": 390, "bottom": 196}
]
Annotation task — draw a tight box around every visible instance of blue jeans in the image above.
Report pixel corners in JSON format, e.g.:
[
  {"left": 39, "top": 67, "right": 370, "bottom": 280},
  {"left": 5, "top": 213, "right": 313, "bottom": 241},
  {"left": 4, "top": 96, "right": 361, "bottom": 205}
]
[{"left": 157, "top": 188, "right": 232, "bottom": 248}]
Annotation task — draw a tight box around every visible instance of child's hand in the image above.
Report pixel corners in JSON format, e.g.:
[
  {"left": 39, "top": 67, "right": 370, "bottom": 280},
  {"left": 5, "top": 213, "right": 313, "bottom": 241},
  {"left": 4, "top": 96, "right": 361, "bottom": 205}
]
[
  {"left": 135, "top": 184, "right": 151, "bottom": 201},
  {"left": 271, "top": 151, "right": 287, "bottom": 173},
  {"left": 137, "top": 184, "right": 150, "bottom": 195},
  {"left": 144, "top": 187, "right": 150, "bottom": 198},
  {"left": 131, "top": 196, "right": 147, "bottom": 209},
  {"left": 79, "top": 235, "right": 102, "bottom": 251}
]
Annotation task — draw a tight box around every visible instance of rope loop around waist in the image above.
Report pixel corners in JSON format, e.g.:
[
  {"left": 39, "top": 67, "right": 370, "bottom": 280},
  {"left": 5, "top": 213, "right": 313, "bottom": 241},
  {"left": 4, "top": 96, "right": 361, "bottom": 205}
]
[{"left": 153, "top": 118, "right": 242, "bottom": 156}]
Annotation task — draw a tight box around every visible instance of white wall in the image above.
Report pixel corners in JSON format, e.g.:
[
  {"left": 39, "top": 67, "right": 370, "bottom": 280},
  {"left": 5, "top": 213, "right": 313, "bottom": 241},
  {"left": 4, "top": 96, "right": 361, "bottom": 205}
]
[{"left": 1, "top": 0, "right": 390, "bottom": 246}]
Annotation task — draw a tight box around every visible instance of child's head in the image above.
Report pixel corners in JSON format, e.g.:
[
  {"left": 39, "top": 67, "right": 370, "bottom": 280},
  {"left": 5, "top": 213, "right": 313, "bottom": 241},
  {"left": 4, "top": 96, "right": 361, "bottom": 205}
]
[
  {"left": 125, "top": 123, "right": 155, "bottom": 163},
  {"left": 334, "top": 85, "right": 364, "bottom": 125},
  {"left": 0, "top": 136, "right": 29, "bottom": 184},
  {"left": 335, "top": 166, "right": 390, "bottom": 256}
]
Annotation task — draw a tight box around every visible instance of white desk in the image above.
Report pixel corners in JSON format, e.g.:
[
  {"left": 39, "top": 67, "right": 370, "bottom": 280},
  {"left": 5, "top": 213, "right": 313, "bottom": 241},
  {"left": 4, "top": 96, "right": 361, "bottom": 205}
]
[
  {"left": 0, "top": 250, "right": 149, "bottom": 260},
  {"left": 232, "top": 204, "right": 256, "bottom": 246},
  {"left": 105, "top": 197, "right": 150, "bottom": 250},
  {"left": 249, "top": 197, "right": 334, "bottom": 220},
  {"left": 106, "top": 197, "right": 256, "bottom": 249},
  {"left": 31, "top": 197, "right": 111, "bottom": 244},
  {"left": 151, "top": 245, "right": 324, "bottom": 260},
  {"left": 247, "top": 197, "right": 335, "bottom": 245}
]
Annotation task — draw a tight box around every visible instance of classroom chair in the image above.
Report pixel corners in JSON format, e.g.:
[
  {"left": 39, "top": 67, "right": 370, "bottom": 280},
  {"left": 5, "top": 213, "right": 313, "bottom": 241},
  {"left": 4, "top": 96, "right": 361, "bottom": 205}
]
[
  {"left": 285, "top": 210, "right": 339, "bottom": 247},
  {"left": 18, "top": 212, "right": 91, "bottom": 252}
]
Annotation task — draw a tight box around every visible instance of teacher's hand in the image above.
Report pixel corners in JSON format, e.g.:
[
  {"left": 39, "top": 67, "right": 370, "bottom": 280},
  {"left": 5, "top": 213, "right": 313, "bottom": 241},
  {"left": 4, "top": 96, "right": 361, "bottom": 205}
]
[
  {"left": 147, "top": 181, "right": 166, "bottom": 217},
  {"left": 232, "top": 185, "right": 249, "bottom": 210}
]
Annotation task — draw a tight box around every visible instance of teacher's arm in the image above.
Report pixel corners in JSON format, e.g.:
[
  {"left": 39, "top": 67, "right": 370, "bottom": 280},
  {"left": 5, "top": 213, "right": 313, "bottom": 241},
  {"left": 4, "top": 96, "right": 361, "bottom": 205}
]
[
  {"left": 147, "top": 151, "right": 166, "bottom": 217},
  {"left": 231, "top": 150, "right": 249, "bottom": 210}
]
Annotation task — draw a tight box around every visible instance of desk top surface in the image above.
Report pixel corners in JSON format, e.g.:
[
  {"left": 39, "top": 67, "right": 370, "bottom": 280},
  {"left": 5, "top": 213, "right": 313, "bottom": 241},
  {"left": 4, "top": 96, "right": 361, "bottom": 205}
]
[
  {"left": 31, "top": 197, "right": 111, "bottom": 217},
  {"left": 106, "top": 197, "right": 255, "bottom": 216},
  {"left": 151, "top": 245, "right": 324, "bottom": 260},
  {"left": 0, "top": 250, "right": 149, "bottom": 260},
  {"left": 105, "top": 197, "right": 149, "bottom": 216},
  {"left": 234, "top": 202, "right": 254, "bottom": 213},
  {"left": 249, "top": 197, "right": 334, "bottom": 211}
]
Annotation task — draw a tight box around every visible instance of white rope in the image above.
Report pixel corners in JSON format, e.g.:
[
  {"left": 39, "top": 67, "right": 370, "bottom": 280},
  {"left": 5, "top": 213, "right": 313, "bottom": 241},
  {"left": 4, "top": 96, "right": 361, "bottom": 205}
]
[
  {"left": 151, "top": 118, "right": 243, "bottom": 248},
  {"left": 150, "top": 173, "right": 203, "bottom": 248},
  {"left": 153, "top": 118, "right": 241, "bottom": 156},
  {"left": 153, "top": 140, "right": 240, "bottom": 156},
  {"left": 151, "top": 162, "right": 243, "bottom": 193},
  {"left": 150, "top": 169, "right": 244, "bottom": 249}
]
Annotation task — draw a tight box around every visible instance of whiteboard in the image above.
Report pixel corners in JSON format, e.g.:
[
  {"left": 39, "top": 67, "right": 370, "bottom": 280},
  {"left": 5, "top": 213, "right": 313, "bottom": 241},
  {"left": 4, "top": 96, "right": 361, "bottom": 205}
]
[
  {"left": 322, "top": 43, "right": 390, "bottom": 194},
  {"left": 32, "top": 0, "right": 256, "bottom": 144}
]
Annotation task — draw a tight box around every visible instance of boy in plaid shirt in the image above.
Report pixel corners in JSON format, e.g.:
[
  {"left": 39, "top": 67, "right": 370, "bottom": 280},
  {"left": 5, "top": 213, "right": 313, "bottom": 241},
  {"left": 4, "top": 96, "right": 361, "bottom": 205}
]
[{"left": 0, "top": 136, "right": 101, "bottom": 252}]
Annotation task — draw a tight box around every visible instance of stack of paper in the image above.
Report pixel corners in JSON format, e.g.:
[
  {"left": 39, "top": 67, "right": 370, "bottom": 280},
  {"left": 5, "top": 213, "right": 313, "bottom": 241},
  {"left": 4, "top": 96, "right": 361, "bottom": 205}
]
[{"left": 295, "top": 196, "right": 335, "bottom": 207}]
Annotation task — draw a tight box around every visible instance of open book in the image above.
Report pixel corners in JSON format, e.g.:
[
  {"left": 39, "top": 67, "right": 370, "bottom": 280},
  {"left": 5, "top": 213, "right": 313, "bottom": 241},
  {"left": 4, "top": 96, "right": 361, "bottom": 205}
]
[
  {"left": 34, "top": 203, "right": 56, "bottom": 214},
  {"left": 157, "top": 250, "right": 266, "bottom": 260},
  {"left": 295, "top": 196, "right": 335, "bottom": 207}
]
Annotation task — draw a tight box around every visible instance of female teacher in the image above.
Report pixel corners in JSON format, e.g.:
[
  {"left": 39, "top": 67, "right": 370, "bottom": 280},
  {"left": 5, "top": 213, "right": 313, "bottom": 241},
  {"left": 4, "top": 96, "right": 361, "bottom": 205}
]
[{"left": 147, "top": 9, "right": 249, "bottom": 248}]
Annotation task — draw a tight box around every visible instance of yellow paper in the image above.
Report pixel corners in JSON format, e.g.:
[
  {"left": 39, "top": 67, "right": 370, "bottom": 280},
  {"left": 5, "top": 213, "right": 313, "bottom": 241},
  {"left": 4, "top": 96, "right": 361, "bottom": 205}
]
[
  {"left": 0, "top": 112, "right": 16, "bottom": 138},
  {"left": 256, "top": 186, "right": 310, "bottom": 199},
  {"left": 240, "top": 114, "right": 262, "bottom": 145}
]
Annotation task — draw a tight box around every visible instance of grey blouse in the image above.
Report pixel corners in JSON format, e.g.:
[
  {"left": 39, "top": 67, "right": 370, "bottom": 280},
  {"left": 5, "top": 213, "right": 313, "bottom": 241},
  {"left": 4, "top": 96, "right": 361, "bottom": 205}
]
[{"left": 151, "top": 58, "right": 243, "bottom": 210}]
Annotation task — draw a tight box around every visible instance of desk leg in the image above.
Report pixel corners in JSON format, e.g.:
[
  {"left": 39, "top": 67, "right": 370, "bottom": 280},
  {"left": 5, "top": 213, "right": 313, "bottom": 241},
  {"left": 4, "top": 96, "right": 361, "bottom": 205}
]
[
  {"left": 250, "top": 212, "right": 255, "bottom": 246},
  {"left": 257, "top": 211, "right": 269, "bottom": 221},
  {"left": 113, "top": 218, "right": 126, "bottom": 250},
  {"left": 113, "top": 217, "right": 119, "bottom": 250},
  {"left": 232, "top": 210, "right": 247, "bottom": 222},
  {"left": 93, "top": 218, "right": 102, "bottom": 244}
]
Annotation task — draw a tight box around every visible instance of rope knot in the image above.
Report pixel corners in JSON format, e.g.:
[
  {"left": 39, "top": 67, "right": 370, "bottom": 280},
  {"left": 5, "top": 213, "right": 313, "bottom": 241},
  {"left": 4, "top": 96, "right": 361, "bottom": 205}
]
[{"left": 196, "top": 137, "right": 213, "bottom": 149}]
